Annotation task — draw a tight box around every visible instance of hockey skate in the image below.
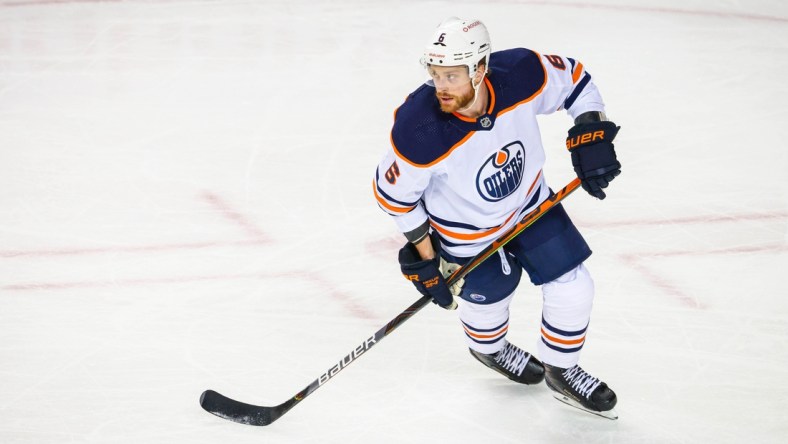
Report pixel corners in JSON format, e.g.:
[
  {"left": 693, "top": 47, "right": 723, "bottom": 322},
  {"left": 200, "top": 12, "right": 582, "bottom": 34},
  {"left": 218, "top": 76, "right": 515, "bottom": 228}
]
[
  {"left": 544, "top": 363, "right": 618, "bottom": 420},
  {"left": 469, "top": 340, "right": 545, "bottom": 385}
]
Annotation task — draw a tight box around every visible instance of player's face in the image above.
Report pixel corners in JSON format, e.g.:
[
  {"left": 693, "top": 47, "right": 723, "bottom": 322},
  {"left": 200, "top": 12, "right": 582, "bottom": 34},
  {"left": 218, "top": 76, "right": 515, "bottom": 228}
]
[{"left": 427, "top": 65, "right": 475, "bottom": 113}]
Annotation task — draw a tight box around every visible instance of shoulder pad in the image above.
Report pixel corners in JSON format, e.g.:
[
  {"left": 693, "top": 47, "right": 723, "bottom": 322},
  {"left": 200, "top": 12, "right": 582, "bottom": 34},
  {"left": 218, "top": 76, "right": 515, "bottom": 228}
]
[
  {"left": 390, "top": 85, "right": 470, "bottom": 167},
  {"left": 488, "top": 48, "right": 547, "bottom": 110}
]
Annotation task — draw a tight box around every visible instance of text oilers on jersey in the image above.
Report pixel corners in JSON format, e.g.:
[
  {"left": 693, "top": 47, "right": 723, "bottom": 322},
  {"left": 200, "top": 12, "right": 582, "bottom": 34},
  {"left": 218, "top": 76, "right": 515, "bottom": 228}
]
[{"left": 477, "top": 142, "right": 526, "bottom": 202}]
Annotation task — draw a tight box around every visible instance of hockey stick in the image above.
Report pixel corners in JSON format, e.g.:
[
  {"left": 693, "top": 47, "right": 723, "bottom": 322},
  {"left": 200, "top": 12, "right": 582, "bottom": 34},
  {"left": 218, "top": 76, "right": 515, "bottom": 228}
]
[{"left": 200, "top": 177, "right": 582, "bottom": 426}]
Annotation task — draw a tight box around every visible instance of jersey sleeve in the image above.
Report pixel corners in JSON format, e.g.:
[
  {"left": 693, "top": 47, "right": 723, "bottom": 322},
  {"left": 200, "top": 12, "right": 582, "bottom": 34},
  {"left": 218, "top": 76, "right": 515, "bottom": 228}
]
[
  {"left": 534, "top": 53, "right": 606, "bottom": 120},
  {"left": 372, "top": 148, "right": 431, "bottom": 235}
]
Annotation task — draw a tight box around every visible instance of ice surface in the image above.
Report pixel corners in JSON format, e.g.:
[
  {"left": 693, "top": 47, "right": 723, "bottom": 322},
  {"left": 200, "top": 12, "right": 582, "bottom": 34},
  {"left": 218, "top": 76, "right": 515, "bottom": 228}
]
[{"left": 1, "top": 0, "right": 786, "bottom": 443}]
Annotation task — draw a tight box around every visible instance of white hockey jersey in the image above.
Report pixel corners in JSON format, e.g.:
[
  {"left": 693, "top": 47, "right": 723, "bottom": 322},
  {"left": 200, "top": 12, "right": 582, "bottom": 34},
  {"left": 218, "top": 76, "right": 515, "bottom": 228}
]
[{"left": 374, "top": 48, "right": 606, "bottom": 257}]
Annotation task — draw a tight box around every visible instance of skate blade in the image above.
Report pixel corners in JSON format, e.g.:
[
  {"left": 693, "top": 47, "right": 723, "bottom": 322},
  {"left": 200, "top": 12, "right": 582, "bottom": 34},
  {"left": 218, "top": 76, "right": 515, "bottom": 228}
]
[{"left": 551, "top": 392, "right": 618, "bottom": 420}]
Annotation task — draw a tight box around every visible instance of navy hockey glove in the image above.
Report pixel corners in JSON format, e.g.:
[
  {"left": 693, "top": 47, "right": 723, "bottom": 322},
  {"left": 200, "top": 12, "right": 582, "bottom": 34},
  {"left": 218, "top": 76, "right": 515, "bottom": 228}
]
[
  {"left": 566, "top": 120, "right": 621, "bottom": 200},
  {"left": 398, "top": 239, "right": 457, "bottom": 310}
]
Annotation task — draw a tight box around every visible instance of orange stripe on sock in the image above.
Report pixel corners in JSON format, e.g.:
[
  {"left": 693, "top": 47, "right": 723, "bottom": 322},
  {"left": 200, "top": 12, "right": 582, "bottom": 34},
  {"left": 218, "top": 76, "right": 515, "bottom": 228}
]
[
  {"left": 541, "top": 328, "right": 585, "bottom": 345},
  {"left": 464, "top": 325, "right": 509, "bottom": 340}
]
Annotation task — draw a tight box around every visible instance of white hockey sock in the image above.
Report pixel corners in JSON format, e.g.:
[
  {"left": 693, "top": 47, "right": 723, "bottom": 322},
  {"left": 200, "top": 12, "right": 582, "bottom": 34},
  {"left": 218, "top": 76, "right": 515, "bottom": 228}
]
[
  {"left": 538, "top": 263, "right": 594, "bottom": 369},
  {"left": 457, "top": 292, "right": 514, "bottom": 355}
]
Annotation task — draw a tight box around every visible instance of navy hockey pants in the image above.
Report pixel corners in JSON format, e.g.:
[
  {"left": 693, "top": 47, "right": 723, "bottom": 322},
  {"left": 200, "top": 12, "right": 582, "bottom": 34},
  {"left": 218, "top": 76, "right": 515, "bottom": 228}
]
[{"left": 441, "top": 203, "right": 591, "bottom": 305}]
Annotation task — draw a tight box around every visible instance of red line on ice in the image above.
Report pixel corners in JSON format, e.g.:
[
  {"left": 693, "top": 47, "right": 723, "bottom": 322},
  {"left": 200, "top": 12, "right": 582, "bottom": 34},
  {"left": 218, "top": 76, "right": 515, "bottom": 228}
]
[
  {"left": 622, "top": 254, "right": 705, "bottom": 309},
  {"left": 200, "top": 191, "right": 270, "bottom": 242},
  {"left": 581, "top": 212, "right": 788, "bottom": 229},
  {"left": 0, "top": 239, "right": 268, "bottom": 258},
  {"left": 2, "top": 270, "right": 379, "bottom": 321},
  {"left": 622, "top": 244, "right": 786, "bottom": 309}
]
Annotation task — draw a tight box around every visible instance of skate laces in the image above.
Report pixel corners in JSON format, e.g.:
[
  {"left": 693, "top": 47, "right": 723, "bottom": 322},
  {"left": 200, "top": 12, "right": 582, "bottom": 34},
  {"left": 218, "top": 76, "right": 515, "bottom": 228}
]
[
  {"left": 494, "top": 342, "right": 531, "bottom": 377},
  {"left": 562, "top": 366, "right": 601, "bottom": 399}
]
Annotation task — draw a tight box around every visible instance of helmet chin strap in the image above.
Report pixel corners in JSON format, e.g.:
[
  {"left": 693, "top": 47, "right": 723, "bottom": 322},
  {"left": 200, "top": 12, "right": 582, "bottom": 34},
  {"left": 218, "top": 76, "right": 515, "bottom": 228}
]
[{"left": 457, "top": 74, "right": 484, "bottom": 115}]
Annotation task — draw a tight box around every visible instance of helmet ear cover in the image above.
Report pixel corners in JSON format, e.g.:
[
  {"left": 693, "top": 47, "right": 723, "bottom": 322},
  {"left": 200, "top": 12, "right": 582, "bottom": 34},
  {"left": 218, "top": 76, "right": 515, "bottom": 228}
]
[{"left": 421, "top": 17, "right": 491, "bottom": 80}]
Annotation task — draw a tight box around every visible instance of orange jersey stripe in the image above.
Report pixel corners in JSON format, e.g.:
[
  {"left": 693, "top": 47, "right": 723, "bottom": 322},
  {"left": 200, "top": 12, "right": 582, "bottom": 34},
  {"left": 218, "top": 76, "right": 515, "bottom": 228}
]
[
  {"left": 372, "top": 180, "right": 413, "bottom": 214},
  {"left": 391, "top": 130, "right": 475, "bottom": 169},
  {"left": 541, "top": 327, "right": 585, "bottom": 345},
  {"left": 487, "top": 76, "right": 497, "bottom": 112},
  {"left": 430, "top": 170, "right": 542, "bottom": 240},
  {"left": 452, "top": 112, "right": 476, "bottom": 123},
  {"left": 430, "top": 172, "right": 542, "bottom": 242},
  {"left": 431, "top": 208, "right": 518, "bottom": 241},
  {"left": 527, "top": 170, "right": 542, "bottom": 196},
  {"left": 572, "top": 62, "right": 585, "bottom": 84}
]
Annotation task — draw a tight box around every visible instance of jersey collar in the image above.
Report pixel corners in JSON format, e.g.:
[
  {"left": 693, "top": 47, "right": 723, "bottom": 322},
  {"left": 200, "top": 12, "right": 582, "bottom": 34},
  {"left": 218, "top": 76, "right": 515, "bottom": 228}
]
[{"left": 451, "top": 77, "right": 496, "bottom": 123}]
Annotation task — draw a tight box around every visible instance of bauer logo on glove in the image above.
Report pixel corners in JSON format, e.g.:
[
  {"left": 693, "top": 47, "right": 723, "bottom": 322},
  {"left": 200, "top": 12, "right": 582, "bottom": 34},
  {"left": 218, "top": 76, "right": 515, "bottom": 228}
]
[
  {"left": 565, "top": 120, "right": 622, "bottom": 200},
  {"left": 566, "top": 129, "right": 607, "bottom": 150}
]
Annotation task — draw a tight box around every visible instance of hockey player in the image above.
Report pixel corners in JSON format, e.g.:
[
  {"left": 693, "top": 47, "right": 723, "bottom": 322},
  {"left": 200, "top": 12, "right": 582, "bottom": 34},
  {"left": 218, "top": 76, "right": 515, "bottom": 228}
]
[{"left": 373, "top": 17, "right": 621, "bottom": 418}]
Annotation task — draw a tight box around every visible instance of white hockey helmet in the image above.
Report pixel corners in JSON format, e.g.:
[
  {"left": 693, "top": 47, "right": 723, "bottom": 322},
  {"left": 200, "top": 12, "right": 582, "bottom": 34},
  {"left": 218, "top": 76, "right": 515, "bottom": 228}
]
[{"left": 421, "top": 17, "right": 491, "bottom": 77}]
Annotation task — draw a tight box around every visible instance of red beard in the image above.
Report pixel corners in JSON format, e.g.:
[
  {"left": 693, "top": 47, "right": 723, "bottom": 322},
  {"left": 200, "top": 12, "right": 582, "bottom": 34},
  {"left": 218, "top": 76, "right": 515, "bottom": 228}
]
[{"left": 436, "top": 88, "right": 475, "bottom": 113}]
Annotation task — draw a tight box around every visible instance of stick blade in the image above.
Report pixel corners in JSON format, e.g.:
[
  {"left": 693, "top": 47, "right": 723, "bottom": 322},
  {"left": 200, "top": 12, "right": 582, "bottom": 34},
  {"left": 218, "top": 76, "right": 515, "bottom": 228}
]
[{"left": 200, "top": 390, "right": 277, "bottom": 426}]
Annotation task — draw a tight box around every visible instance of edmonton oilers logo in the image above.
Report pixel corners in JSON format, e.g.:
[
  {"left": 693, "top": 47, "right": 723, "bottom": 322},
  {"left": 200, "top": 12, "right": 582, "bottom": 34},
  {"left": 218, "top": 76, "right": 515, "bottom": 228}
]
[{"left": 476, "top": 141, "right": 525, "bottom": 202}]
